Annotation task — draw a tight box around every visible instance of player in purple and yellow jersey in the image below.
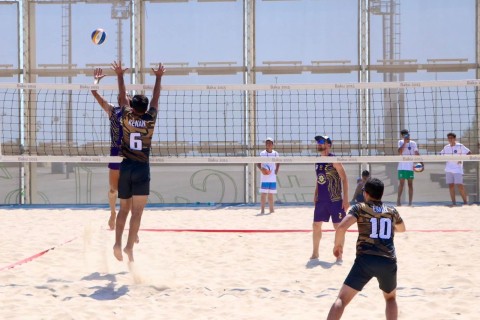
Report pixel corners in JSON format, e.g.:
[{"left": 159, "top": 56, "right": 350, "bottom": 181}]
[
  {"left": 111, "top": 60, "right": 165, "bottom": 262},
  {"left": 91, "top": 68, "right": 126, "bottom": 230},
  {"left": 311, "top": 135, "right": 349, "bottom": 261},
  {"left": 327, "top": 178, "right": 406, "bottom": 320}
]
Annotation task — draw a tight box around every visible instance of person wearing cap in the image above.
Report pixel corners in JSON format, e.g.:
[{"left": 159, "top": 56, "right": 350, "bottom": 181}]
[
  {"left": 311, "top": 135, "right": 349, "bottom": 260},
  {"left": 256, "top": 137, "right": 280, "bottom": 214},
  {"left": 351, "top": 170, "right": 370, "bottom": 204},
  {"left": 439, "top": 132, "right": 471, "bottom": 206},
  {"left": 397, "top": 129, "right": 421, "bottom": 206}
]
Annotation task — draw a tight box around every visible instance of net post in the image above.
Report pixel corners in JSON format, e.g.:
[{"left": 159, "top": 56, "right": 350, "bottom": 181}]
[
  {"left": 475, "top": 0, "right": 480, "bottom": 203},
  {"left": 245, "top": 0, "right": 256, "bottom": 204},
  {"left": 133, "top": 0, "right": 145, "bottom": 86},
  {"left": 21, "top": 0, "right": 37, "bottom": 205},
  {"left": 359, "top": 0, "right": 369, "bottom": 172}
]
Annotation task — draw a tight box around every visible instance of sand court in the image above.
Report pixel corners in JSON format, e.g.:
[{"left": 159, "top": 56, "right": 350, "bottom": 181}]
[{"left": 0, "top": 205, "right": 479, "bottom": 319}]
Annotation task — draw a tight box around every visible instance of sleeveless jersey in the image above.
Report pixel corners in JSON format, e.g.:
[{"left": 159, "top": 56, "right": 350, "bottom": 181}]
[
  {"left": 315, "top": 153, "right": 342, "bottom": 202},
  {"left": 109, "top": 106, "right": 123, "bottom": 150},
  {"left": 120, "top": 105, "right": 157, "bottom": 163},
  {"left": 349, "top": 202, "right": 403, "bottom": 261}
]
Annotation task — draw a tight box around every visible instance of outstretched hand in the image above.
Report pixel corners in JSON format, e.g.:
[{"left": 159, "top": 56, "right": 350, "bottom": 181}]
[
  {"left": 93, "top": 68, "right": 106, "bottom": 83},
  {"left": 152, "top": 63, "right": 166, "bottom": 77},
  {"left": 111, "top": 60, "right": 128, "bottom": 76}
]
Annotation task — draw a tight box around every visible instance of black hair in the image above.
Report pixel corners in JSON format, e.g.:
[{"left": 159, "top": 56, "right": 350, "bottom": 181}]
[
  {"left": 400, "top": 129, "right": 409, "bottom": 135},
  {"left": 364, "top": 178, "right": 384, "bottom": 200},
  {"left": 447, "top": 132, "right": 456, "bottom": 138},
  {"left": 361, "top": 170, "right": 370, "bottom": 177},
  {"left": 130, "top": 95, "right": 149, "bottom": 113}
]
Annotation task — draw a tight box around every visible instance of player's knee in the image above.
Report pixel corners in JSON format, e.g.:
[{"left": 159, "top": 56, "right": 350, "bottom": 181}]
[
  {"left": 383, "top": 290, "right": 397, "bottom": 301},
  {"left": 312, "top": 222, "right": 322, "bottom": 231}
]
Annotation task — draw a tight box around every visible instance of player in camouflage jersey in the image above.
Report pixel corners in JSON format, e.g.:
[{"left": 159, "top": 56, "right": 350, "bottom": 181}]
[
  {"left": 111, "top": 60, "right": 165, "bottom": 262},
  {"left": 327, "top": 178, "right": 406, "bottom": 320}
]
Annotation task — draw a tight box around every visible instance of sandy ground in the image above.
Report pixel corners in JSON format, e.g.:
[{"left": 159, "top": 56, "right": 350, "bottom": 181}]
[{"left": 0, "top": 204, "right": 479, "bottom": 319}]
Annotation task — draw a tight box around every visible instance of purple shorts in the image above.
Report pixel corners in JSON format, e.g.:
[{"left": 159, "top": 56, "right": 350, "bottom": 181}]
[
  {"left": 314, "top": 200, "right": 346, "bottom": 223},
  {"left": 108, "top": 148, "right": 121, "bottom": 170}
]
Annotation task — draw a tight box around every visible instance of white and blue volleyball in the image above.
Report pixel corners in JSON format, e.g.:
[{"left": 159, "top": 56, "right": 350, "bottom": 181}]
[
  {"left": 413, "top": 162, "right": 424, "bottom": 172},
  {"left": 91, "top": 28, "right": 107, "bottom": 45},
  {"left": 261, "top": 164, "right": 272, "bottom": 175}
]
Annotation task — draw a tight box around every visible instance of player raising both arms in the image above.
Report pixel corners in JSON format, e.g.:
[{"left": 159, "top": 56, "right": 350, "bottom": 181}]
[
  {"left": 91, "top": 68, "right": 125, "bottom": 230},
  {"left": 112, "top": 60, "right": 165, "bottom": 262}
]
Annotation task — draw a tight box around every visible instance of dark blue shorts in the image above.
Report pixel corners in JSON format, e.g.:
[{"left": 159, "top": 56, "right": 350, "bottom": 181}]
[
  {"left": 344, "top": 255, "right": 398, "bottom": 293},
  {"left": 108, "top": 148, "right": 121, "bottom": 170},
  {"left": 314, "top": 200, "right": 345, "bottom": 223},
  {"left": 118, "top": 159, "right": 150, "bottom": 199}
]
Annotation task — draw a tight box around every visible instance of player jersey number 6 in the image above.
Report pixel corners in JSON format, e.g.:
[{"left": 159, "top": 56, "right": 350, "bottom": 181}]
[{"left": 130, "top": 132, "right": 142, "bottom": 150}]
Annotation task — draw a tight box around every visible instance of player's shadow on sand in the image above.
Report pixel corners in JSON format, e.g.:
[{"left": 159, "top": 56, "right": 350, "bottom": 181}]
[
  {"left": 81, "top": 272, "right": 130, "bottom": 301},
  {"left": 88, "top": 283, "right": 129, "bottom": 301},
  {"left": 305, "top": 259, "right": 340, "bottom": 269},
  {"left": 254, "top": 212, "right": 272, "bottom": 216}
]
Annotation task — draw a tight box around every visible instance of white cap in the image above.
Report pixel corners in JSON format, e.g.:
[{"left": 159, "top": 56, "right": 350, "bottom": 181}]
[{"left": 265, "top": 137, "right": 274, "bottom": 143}]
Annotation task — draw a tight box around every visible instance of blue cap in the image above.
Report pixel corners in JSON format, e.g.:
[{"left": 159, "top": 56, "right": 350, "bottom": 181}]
[{"left": 315, "top": 135, "right": 332, "bottom": 145}]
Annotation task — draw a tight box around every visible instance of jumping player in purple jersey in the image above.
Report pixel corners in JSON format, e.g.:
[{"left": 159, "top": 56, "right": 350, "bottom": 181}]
[
  {"left": 327, "top": 178, "right": 406, "bottom": 320},
  {"left": 311, "top": 135, "right": 349, "bottom": 261},
  {"left": 91, "top": 68, "right": 127, "bottom": 230}
]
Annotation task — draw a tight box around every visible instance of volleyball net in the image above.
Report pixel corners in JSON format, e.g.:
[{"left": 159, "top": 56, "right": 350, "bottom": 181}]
[{"left": 0, "top": 80, "right": 479, "bottom": 164}]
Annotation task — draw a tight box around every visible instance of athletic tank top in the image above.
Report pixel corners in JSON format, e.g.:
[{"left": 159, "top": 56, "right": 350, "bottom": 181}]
[
  {"left": 109, "top": 106, "right": 122, "bottom": 150},
  {"left": 315, "top": 153, "right": 342, "bottom": 202}
]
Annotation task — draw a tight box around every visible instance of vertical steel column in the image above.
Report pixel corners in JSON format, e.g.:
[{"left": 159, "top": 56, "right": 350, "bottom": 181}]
[
  {"left": 475, "top": 0, "right": 480, "bottom": 202},
  {"left": 245, "top": 0, "right": 256, "bottom": 203},
  {"left": 133, "top": 0, "right": 145, "bottom": 86},
  {"left": 359, "top": 0, "right": 369, "bottom": 165},
  {"left": 22, "top": 0, "right": 37, "bottom": 204}
]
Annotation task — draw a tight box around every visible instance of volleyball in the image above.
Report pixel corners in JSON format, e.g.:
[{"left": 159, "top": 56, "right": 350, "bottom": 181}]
[
  {"left": 413, "top": 162, "right": 424, "bottom": 173},
  {"left": 91, "top": 28, "right": 107, "bottom": 45},
  {"left": 261, "top": 164, "right": 272, "bottom": 175}
]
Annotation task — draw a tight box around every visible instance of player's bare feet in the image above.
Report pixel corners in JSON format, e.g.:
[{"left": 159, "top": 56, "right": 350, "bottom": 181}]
[
  {"left": 108, "top": 213, "right": 116, "bottom": 230},
  {"left": 113, "top": 244, "right": 123, "bottom": 261},
  {"left": 310, "top": 253, "right": 319, "bottom": 260},
  {"left": 124, "top": 247, "right": 134, "bottom": 262}
]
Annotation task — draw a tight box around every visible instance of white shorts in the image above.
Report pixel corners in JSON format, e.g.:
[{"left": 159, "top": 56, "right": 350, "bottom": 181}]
[
  {"left": 260, "top": 182, "right": 277, "bottom": 194},
  {"left": 445, "top": 172, "right": 463, "bottom": 185}
]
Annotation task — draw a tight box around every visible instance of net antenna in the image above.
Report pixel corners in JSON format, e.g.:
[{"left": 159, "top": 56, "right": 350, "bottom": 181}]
[{"left": 0, "top": 80, "right": 479, "bottom": 165}]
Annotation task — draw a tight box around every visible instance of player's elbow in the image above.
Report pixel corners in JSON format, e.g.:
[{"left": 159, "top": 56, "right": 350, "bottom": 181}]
[
  {"left": 395, "top": 222, "right": 406, "bottom": 233},
  {"left": 335, "top": 224, "right": 349, "bottom": 234}
]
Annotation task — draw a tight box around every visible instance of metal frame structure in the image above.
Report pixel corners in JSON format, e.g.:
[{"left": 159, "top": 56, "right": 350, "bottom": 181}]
[{"left": 0, "top": 0, "right": 479, "bottom": 204}]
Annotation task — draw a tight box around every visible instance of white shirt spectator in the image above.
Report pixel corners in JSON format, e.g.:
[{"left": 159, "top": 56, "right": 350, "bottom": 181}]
[
  {"left": 440, "top": 143, "right": 471, "bottom": 174},
  {"left": 397, "top": 140, "right": 418, "bottom": 171},
  {"left": 260, "top": 150, "right": 279, "bottom": 183}
]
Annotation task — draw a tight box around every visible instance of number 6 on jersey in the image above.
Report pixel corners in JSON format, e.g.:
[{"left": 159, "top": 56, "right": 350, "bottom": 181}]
[{"left": 130, "top": 132, "right": 142, "bottom": 150}]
